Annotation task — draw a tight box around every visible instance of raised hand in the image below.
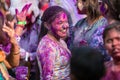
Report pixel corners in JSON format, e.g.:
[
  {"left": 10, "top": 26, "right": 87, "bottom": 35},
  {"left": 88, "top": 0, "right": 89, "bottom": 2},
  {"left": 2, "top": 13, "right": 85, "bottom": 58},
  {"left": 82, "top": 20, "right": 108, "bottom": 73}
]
[
  {"left": 15, "top": 3, "right": 32, "bottom": 36},
  {"left": 16, "top": 3, "right": 32, "bottom": 22},
  {"left": 2, "top": 21, "right": 16, "bottom": 43}
]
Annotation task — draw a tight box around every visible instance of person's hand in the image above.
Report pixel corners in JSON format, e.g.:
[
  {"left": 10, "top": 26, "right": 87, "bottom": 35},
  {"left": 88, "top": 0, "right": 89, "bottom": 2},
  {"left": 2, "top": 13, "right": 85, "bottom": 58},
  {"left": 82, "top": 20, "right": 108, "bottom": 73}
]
[
  {"left": 2, "top": 21, "right": 16, "bottom": 44},
  {"left": 15, "top": 3, "right": 32, "bottom": 36},
  {"left": 16, "top": 3, "right": 32, "bottom": 22}
]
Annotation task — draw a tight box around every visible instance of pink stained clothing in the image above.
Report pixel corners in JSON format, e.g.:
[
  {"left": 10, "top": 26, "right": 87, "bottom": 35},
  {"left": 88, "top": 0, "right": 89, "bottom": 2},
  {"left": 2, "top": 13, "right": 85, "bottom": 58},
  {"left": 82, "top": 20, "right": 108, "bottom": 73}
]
[
  {"left": 102, "top": 61, "right": 120, "bottom": 80},
  {"left": 37, "top": 35, "right": 71, "bottom": 80}
]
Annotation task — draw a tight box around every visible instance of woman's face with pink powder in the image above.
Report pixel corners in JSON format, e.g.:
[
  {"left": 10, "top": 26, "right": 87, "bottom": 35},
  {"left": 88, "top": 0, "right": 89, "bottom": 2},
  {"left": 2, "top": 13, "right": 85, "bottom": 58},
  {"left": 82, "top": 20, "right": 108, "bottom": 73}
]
[{"left": 50, "top": 12, "right": 69, "bottom": 38}]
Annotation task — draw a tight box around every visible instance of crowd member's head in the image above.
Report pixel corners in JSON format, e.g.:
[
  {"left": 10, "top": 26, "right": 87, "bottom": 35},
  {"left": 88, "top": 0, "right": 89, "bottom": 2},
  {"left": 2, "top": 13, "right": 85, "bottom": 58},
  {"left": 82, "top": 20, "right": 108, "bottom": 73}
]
[
  {"left": 76, "top": 0, "right": 86, "bottom": 14},
  {"left": 70, "top": 46, "right": 105, "bottom": 80},
  {"left": 103, "top": 22, "right": 120, "bottom": 63},
  {"left": 39, "top": 6, "right": 69, "bottom": 40},
  {"left": 38, "top": 0, "right": 49, "bottom": 11},
  {"left": 77, "top": 0, "right": 101, "bottom": 20},
  {"left": 100, "top": 0, "right": 120, "bottom": 23}
]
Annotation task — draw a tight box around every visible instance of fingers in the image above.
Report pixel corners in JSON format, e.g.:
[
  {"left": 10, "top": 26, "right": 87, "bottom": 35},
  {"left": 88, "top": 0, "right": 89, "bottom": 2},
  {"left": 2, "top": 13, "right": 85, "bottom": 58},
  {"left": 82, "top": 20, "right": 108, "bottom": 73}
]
[
  {"left": 2, "top": 27, "right": 15, "bottom": 39},
  {"left": 16, "top": 3, "right": 32, "bottom": 15},
  {"left": 22, "top": 3, "right": 32, "bottom": 15},
  {"left": 2, "top": 24, "right": 11, "bottom": 33},
  {"left": 5, "top": 21, "right": 14, "bottom": 29},
  {"left": 16, "top": 3, "right": 32, "bottom": 22},
  {"left": 2, "top": 23, "right": 14, "bottom": 36},
  {"left": 15, "top": 9, "right": 19, "bottom": 15},
  {"left": 8, "top": 21, "right": 14, "bottom": 29}
]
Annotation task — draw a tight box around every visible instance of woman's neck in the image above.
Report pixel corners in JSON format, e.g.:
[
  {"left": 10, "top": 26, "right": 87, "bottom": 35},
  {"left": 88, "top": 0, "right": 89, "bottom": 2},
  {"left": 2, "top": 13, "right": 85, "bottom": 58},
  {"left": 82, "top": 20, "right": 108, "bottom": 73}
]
[
  {"left": 86, "top": 16, "right": 102, "bottom": 27},
  {"left": 112, "top": 62, "right": 120, "bottom": 72},
  {"left": 47, "top": 32, "right": 60, "bottom": 42},
  {"left": 113, "top": 58, "right": 120, "bottom": 66}
]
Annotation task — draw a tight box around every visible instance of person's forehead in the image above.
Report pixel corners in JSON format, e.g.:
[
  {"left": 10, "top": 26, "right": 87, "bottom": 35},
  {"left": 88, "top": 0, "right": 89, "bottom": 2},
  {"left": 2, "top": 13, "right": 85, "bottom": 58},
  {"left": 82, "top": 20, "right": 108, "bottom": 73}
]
[{"left": 55, "top": 12, "right": 67, "bottom": 19}]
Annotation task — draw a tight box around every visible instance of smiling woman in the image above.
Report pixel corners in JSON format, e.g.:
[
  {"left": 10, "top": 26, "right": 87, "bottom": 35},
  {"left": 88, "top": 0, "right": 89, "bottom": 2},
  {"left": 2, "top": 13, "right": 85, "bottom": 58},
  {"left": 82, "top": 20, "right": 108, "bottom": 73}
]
[{"left": 36, "top": 6, "right": 71, "bottom": 80}]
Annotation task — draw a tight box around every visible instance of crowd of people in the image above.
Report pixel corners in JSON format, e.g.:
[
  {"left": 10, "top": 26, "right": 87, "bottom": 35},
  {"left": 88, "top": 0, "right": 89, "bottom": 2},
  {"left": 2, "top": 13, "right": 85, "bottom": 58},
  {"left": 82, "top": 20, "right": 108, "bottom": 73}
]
[{"left": 0, "top": 0, "right": 120, "bottom": 80}]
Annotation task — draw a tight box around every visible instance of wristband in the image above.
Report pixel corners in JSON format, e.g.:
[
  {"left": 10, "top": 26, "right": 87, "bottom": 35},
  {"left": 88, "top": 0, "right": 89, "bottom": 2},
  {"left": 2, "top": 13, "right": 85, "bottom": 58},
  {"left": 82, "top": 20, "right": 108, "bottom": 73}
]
[{"left": 17, "top": 21, "right": 27, "bottom": 25}]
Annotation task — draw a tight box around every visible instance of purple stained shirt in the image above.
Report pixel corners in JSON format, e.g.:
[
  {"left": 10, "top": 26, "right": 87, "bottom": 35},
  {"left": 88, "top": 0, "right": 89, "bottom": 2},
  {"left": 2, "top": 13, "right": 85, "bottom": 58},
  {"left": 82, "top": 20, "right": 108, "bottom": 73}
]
[
  {"left": 37, "top": 35, "right": 71, "bottom": 80},
  {"left": 70, "top": 17, "right": 110, "bottom": 61},
  {"left": 102, "top": 61, "right": 120, "bottom": 80}
]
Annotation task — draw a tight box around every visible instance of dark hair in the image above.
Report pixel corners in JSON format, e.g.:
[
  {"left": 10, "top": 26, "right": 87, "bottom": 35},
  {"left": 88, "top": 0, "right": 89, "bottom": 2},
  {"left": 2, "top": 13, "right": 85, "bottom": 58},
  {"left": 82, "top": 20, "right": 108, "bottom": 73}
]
[
  {"left": 39, "top": 6, "right": 69, "bottom": 39},
  {"left": 70, "top": 46, "right": 105, "bottom": 80},
  {"left": 102, "top": 0, "right": 120, "bottom": 21},
  {"left": 0, "top": 11, "right": 4, "bottom": 28},
  {"left": 103, "top": 22, "right": 120, "bottom": 41},
  {"left": 0, "top": 0, "right": 8, "bottom": 12},
  {"left": 6, "top": 13, "right": 14, "bottom": 22},
  {"left": 86, "top": 0, "right": 101, "bottom": 20}
]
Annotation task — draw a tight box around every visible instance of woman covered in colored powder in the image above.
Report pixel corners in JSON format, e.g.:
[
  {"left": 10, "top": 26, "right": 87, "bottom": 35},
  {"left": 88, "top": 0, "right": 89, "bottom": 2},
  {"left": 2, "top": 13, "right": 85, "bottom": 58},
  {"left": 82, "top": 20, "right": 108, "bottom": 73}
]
[{"left": 36, "top": 6, "right": 71, "bottom": 80}]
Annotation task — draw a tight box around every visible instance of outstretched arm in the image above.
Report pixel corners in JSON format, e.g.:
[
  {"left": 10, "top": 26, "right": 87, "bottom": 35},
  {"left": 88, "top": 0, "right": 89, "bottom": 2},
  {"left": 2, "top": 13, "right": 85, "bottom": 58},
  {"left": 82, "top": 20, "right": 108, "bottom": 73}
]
[{"left": 2, "top": 21, "right": 20, "bottom": 68}]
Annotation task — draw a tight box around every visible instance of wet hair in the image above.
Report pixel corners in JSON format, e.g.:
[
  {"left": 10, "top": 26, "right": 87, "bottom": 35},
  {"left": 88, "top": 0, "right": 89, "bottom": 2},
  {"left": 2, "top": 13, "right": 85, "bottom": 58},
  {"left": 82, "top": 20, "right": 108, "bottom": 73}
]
[
  {"left": 103, "top": 22, "right": 120, "bottom": 41},
  {"left": 102, "top": 0, "right": 120, "bottom": 21},
  {"left": 39, "top": 6, "right": 69, "bottom": 40},
  {"left": 85, "top": 0, "right": 101, "bottom": 20},
  {"left": 70, "top": 46, "right": 105, "bottom": 80}
]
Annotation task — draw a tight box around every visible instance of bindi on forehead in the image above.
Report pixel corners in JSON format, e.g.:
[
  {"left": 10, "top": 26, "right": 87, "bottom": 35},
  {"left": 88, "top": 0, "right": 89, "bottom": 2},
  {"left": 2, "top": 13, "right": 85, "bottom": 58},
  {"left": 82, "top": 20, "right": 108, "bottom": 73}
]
[
  {"left": 56, "top": 12, "right": 67, "bottom": 19},
  {"left": 62, "top": 13, "right": 67, "bottom": 19}
]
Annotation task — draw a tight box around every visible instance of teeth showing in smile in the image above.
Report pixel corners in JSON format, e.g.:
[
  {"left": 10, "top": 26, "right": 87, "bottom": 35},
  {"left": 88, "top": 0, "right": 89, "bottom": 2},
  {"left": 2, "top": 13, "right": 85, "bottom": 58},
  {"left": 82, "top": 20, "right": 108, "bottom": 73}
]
[{"left": 60, "top": 29, "right": 67, "bottom": 33}]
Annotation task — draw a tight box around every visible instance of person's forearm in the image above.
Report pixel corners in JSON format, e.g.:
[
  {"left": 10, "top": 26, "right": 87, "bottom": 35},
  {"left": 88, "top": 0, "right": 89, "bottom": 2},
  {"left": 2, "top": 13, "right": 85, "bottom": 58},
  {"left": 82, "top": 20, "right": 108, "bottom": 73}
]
[
  {"left": 7, "top": 38, "right": 20, "bottom": 68},
  {"left": 15, "top": 25, "right": 24, "bottom": 36}
]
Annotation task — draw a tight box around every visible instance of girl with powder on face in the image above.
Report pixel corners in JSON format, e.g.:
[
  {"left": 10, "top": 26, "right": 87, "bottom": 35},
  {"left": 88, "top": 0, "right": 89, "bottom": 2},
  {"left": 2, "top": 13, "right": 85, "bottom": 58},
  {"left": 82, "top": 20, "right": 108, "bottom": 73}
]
[
  {"left": 102, "top": 22, "right": 120, "bottom": 80},
  {"left": 36, "top": 6, "right": 71, "bottom": 80},
  {"left": 95, "top": 0, "right": 120, "bottom": 79}
]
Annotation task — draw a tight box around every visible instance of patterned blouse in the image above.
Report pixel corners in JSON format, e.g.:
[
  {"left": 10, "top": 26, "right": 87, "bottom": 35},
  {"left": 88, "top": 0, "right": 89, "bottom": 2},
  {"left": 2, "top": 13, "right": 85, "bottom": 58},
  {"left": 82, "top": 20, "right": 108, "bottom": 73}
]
[
  {"left": 37, "top": 35, "right": 71, "bottom": 80},
  {"left": 70, "top": 16, "right": 110, "bottom": 61}
]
